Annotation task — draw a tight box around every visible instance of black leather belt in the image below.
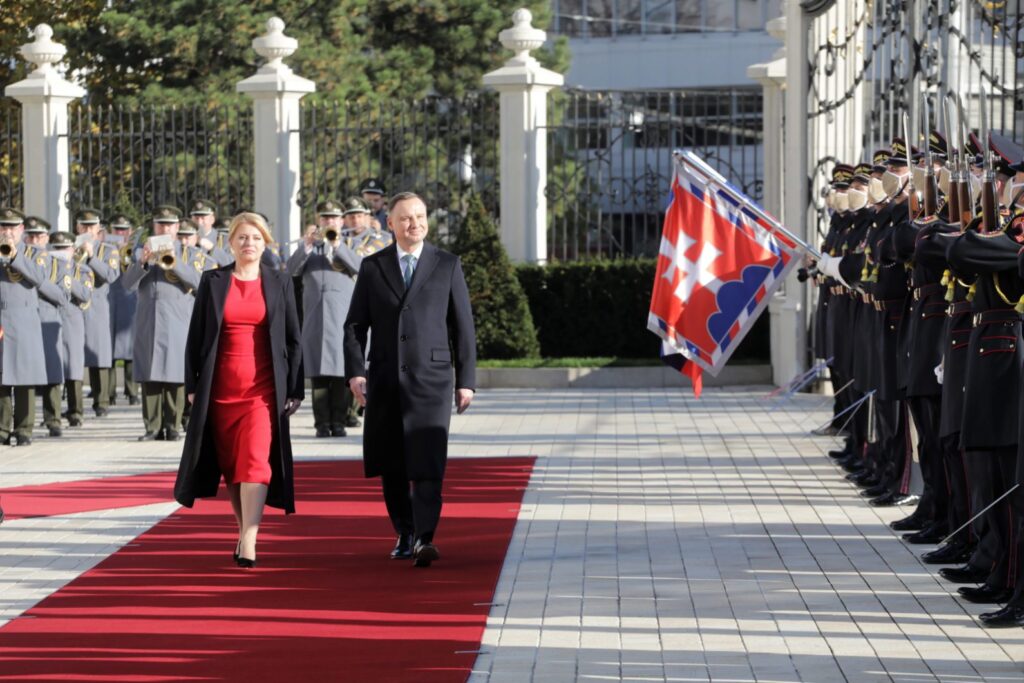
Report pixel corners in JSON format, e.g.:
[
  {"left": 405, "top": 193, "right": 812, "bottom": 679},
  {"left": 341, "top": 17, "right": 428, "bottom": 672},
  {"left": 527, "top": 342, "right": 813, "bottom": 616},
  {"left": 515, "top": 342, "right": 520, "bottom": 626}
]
[
  {"left": 947, "top": 301, "right": 972, "bottom": 316},
  {"left": 874, "top": 298, "right": 904, "bottom": 312},
  {"left": 913, "top": 283, "right": 945, "bottom": 301},
  {"left": 972, "top": 310, "right": 1021, "bottom": 327}
]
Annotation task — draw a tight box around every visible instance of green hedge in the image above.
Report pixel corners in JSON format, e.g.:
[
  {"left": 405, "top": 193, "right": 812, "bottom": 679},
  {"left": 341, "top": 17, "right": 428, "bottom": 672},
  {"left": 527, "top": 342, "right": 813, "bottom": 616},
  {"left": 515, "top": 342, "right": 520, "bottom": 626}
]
[{"left": 515, "top": 259, "right": 770, "bottom": 362}]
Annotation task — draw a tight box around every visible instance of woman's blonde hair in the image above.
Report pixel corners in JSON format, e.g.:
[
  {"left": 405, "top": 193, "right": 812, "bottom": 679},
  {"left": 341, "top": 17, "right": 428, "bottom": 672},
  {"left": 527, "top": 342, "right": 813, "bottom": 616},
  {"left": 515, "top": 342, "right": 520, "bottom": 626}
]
[{"left": 227, "top": 212, "right": 274, "bottom": 245}]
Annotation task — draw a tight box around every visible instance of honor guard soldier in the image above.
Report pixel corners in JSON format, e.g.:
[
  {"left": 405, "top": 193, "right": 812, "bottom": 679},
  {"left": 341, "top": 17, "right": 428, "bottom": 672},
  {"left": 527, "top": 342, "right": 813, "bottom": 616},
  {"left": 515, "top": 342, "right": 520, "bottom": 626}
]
[
  {"left": 107, "top": 213, "right": 139, "bottom": 406},
  {"left": 342, "top": 196, "right": 394, "bottom": 257},
  {"left": 287, "top": 199, "right": 363, "bottom": 437},
  {"left": 24, "top": 218, "right": 72, "bottom": 437},
  {"left": 189, "top": 199, "right": 232, "bottom": 266},
  {"left": 122, "top": 205, "right": 205, "bottom": 441},
  {"left": 0, "top": 209, "right": 51, "bottom": 445},
  {"left": 360, "top": 178, "right": 389, "bottom": 231},
  {"left": 74, "top": 207, "right": 120, "bottom": 418},
  {"left": 47, "top": 231, "right": 92, "bottom": 430}
]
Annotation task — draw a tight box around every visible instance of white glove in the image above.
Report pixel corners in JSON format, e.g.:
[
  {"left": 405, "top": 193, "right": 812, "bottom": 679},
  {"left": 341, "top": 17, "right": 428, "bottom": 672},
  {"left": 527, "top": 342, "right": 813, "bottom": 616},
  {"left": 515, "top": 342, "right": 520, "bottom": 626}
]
[
  {"left": 934, "top": 362, "right": 944, "bottom": 385},
  {"left": 816, "top": 254, "right": 850, "bottom": 288}
]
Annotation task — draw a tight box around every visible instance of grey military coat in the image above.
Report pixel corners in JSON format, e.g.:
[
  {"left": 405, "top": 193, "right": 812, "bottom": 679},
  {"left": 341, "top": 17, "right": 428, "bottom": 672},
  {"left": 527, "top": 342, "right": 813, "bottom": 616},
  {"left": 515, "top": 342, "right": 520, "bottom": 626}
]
[
  {"left": 56, "top": 259, "right": 92, "bottom": 382},
  {"left": 36, "top": 253, "right": 72, "bottom": 385},
  {"left": 121, "top": 244, "right": 203, "bottom": 384},
  {"left": 82, "top": 242, "right": 121, "bottom": 368},
  {"left": 109, "top": 277, "right": 137, "bottom": 360},
  {"left": 0, "top": 244, "right": 50, "bottom": 386},
  {"left": 286, "top": 241, "right": 361, "bottom": 378}
]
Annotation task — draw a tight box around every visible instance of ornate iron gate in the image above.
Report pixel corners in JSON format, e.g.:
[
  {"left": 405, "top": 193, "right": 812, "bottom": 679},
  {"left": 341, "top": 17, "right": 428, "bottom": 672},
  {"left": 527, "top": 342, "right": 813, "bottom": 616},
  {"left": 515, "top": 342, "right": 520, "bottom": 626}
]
[
  {"left": 299, "top": 94, "right": 500, "bottom": 241},
  {"left": 0, "top": 101, "right": 22, "bottom": 209},
  {"left": 65, "top": 104, "right": 254, "bottom": 220},
  {"left": 544, "top": 88, "right": 764, "bottom": 261}
]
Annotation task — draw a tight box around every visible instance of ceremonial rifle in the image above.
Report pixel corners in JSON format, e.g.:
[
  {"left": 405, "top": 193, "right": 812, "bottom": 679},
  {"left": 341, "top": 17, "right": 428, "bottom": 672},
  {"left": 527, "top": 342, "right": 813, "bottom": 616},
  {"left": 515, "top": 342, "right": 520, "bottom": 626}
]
[
  {"left": 902, "top": 112, "right": 920, "bottom": 216},
  {"left": 921, "top": 94, "right": 939, "bottom": 217},
  {"left": 954, "top": 93, "right": 975, "bottom": 227},
  {"left": 979, "top": 87, "right": 998, "bottom": 233},
  {"left": 943, "top": 94, "right": 961, "bottom": 225}
]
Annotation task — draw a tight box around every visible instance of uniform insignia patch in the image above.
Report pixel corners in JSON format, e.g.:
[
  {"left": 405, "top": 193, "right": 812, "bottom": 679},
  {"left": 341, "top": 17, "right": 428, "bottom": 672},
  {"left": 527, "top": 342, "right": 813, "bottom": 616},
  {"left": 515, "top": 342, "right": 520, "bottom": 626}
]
[
  {"left": 109, "top": 258, "right": 118, "bottom": 269},
  {"left": 35, "top": 256, "right": 45, "bottom": 266},
  {"left": 63, "top": 274, "right": 72, "bottom": 289}
]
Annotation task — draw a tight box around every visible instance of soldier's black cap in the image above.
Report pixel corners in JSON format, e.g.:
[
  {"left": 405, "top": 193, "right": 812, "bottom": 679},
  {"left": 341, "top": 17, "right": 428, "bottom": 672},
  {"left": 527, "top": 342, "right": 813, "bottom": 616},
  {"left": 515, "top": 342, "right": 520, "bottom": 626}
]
[
  {"left": 317, "top": 199, "right": 343, "bottom": 217},
  {"left": 177, "top": 219, "right": 198, "bottom": 236},
  {"left": 852, "top": 163, "right": 873, "bottom": 183},
  {"left": 871, "top": 149, "right": 891, "bottom": 172},
  {"left": 990, "top": 133, "right": 1024, "bottom": 177},
  {"left": 74, "top": 208, "right": 102, "bottom": 225},
  {"left": 108, "top": 213, "right": 133, "bottom": 230},
  {"left": 49, "top": 231, "right": 74, "bottom": 248},
  {"left": 887, "top": 138, "right": 917, "bottom": 166},
  {"left": 831, "top": 164, "right": 855, "bottom": 188},
  {"left": 342, "top": 197, "right": 370, "bottom": 215},
  {"left": 24, "top": 216, "right": 50, "bottom": 234},
  {"left": 0, "top": 207, "right": 25, "bottom": 225},
  {"left": 360, "top": 178, "right": 385, "bottom": 195},
  {"left": 189, "top": 199, "right": 217, "bottom": 216},
  {"left": 152, "top": 205, "right": 183, "bottom": 223},
  {"left": 928, "top": 130, "right": 948, "bottom": 158}
]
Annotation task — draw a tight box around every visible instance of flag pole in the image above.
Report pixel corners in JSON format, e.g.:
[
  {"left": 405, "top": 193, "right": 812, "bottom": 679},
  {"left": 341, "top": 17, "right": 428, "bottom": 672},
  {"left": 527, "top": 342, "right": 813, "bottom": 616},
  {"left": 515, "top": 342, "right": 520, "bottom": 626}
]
[{"left": 673, "top": 150, "right": 822, "bottom": 259}]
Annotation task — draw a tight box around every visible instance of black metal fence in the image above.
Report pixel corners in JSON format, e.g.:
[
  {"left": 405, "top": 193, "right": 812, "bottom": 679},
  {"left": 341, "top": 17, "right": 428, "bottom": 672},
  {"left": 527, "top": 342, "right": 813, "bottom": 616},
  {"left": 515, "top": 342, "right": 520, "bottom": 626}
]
[
  {"left": 544, "top": 88, "right": 764, "bottom": 261},
  {"left": 0, "top": 100, "right": 21, "bottom": 209},
  {"left": 299, "top": 94, "right": 500, "bottom": 241},
  {"left": 65, "top": 104, "right": 253, "bottom": 221}
]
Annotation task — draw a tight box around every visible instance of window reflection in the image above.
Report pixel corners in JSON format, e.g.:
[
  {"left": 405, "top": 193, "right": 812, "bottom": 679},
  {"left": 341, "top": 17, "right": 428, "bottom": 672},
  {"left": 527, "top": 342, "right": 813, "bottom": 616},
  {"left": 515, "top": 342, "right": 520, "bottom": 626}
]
[{"left": 551, "top": 0, "right": 774, "bottom": 36}]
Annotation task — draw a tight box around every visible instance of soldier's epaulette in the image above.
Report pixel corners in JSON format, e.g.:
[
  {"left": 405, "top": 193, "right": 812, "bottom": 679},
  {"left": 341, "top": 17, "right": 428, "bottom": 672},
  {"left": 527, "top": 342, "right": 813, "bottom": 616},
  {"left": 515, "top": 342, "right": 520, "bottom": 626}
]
[
  {"left": 23, "top": 245, "right": 35, "bottom": 259},
  {"left": 49, "top": 258, "right": 60, "bottom": 284},
  {"left": 192, "top": 250, "right": 207, "bottom": 271}
]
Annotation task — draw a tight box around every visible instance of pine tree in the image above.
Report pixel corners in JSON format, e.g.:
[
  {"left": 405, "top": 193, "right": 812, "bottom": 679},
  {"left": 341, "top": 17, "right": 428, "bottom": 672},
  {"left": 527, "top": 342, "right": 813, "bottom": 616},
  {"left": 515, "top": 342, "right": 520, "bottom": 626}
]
[{"left": 450, "top": 194, "right": 540, "bottom": 359}]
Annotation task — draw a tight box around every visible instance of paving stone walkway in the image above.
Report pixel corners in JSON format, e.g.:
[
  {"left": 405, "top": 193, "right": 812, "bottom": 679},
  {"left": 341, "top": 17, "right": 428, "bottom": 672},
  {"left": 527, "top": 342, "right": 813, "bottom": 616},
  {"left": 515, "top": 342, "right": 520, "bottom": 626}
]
[{"left": 1, "top": 387, "right": 1022, "bottom": 682}]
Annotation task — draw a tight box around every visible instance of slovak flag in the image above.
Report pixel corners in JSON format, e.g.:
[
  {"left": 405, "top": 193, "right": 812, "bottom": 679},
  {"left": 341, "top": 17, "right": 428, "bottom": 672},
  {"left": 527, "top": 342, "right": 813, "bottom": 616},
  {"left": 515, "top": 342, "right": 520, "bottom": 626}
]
[{"left": 648, "top": 153, "right": 800, "bottom": 396}]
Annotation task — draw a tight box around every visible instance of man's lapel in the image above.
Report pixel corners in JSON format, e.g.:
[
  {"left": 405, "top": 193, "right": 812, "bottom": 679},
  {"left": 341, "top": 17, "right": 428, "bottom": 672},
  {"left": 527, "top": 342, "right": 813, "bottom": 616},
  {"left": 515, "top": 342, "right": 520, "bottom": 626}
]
[
  {"left": 377, "top": 244, "right": 406, "bottom": 300},
  {"left": 403, "top": 242, "right": 439, "bottom": 303}
]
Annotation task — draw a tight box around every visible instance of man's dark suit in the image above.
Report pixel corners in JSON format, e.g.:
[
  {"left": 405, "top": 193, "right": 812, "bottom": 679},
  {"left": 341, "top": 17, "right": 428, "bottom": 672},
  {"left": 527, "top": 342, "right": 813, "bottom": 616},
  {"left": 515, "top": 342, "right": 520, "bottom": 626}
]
[{"left": 343, "top": 241, "right": 476, "bottom": 551}]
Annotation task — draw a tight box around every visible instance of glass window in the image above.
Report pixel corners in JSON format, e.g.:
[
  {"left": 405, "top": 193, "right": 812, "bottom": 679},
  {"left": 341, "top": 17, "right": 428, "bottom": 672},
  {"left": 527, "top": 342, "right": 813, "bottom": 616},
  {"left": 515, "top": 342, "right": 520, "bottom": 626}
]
[
  {"left": 587, "top": 0, "right": 615, "bottom": 37},
  {"left": 558, "top": 0, "right": 586, "bottom": 37},
  {"left": 617, "top": 0, "right": 643, "bottom": 35},
  {"left": 675, "top": 0, "right": 702, "bottom": 32},
  {"left": 645, "top": 0, "right": 674, "bottom": 35},
  {"left": 705, "top": 0, "right": 737, "bottom": 30},
  {"left": 737, "top": 0, "right": 766, "bottom": 30}
]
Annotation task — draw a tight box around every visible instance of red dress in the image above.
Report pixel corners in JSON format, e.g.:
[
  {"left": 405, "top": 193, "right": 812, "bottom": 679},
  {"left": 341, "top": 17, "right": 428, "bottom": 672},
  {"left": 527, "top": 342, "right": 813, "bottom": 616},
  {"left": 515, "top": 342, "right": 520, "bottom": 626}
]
[{"left": 211, "top": 276, "right": 275, "bottom": 485}]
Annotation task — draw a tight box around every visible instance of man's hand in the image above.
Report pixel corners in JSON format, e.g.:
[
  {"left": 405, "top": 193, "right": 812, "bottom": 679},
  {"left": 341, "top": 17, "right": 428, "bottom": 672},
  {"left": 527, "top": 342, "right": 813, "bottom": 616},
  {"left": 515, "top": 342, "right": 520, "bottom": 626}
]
[
  {"left": 187, "top": 393, "right": 195, "bottom": 405},
  {"left": 199, "top": 237, "right": 214, "bottom": 252},
  {"left": 285, "top": 398, "right": 302, "bottom": 416},
  {"left": 455, "top": 388, "right": 474, "bottom": 415},
  {"left": 349, "top": 376, "right": 367, "bottom": 407}
]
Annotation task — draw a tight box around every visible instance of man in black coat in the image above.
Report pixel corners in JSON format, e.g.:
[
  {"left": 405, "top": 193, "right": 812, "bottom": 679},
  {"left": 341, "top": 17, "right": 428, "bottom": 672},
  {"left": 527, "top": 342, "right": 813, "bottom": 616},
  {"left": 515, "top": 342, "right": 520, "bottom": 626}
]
[{"left": 344, "top": 191, "right": 476, "bottom": 568}]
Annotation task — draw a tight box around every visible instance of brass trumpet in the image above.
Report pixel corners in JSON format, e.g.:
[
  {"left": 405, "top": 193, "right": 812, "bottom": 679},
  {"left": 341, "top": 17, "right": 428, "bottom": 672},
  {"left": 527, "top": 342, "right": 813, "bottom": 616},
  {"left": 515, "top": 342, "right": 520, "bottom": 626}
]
[
  {"left": 322, "top": 227, "right": 340, "bottom": 242},
  {"left": 119, "top": 242, "right": 134, "bottom": 269},
  {"left": 157, "top": 248, "right": 176, "bottom": 271},
  {"left": 73, "top": 245, "right": 90, "bottom": 264},
  {"left": 0, "top": 242, "right": 15, "bottom": 262}
]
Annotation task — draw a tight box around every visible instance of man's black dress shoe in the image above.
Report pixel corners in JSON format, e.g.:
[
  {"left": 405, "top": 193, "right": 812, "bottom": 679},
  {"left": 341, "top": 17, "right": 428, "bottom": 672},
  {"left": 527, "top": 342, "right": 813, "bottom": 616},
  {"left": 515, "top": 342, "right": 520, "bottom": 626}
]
[
  {"left": 841, "top": 459, "right": 865, "bottom": 474},
  {"left": 939, "top": 564, "right": 989, "bottom": 584},
  {"left": 851, "top": 472, "right": 880, "bottom": 488},
  {"left": 164, "top": 429, "right": 180, "bottom": 442},
  {"left": 94, "top": 407, "right": 108, "bottom": 418},
  {"left": 958, "top": 584, "right": 1013, "bottom": 604},
  {"left": 895, "top": 494, "right": 920, "bottom": 507},
  {"left": 828, "top": 448, "right": 851, "bottom": 459},
  {"left": 330, "top": 426, "right": 347, "bottom": 437},
  {"left": 979, "top": 603, "right": 1024, "bottom": 627},
  {"left": 868, "top": 491, "right": 900, "bottom": 507},
  {"left": 315, "top": 427, "right": 331, "bottom": 438},
  {"left": 413, "top": 541, "right": 440, "bottom": 568},
  {"left": 138, "top": 431, "right": 159, "bottom": 441},
  {"left": 903, "top": 523, "right": 947, "bottom": 545},
  {"left": 344, "top": 416, "right": 361, "bottom": 428},
  {"left": 860, "top": 483, "right": 889, "bottom": 498},
  {"left": 390, "top": 534, "right": 413, "bottom": 560},
  {"left": 921, "top": 544, "right": 972, "bottom": 565},
  {"left": 14, "top": 435, "right": 32, "bottom": 447},
  {"left": 67, "top": 417, "right": 82, "bottom": 427},
  {"left": 48, "top": 426, "right": 62, "bottom": 437},
  {"left": 128, "top": 396, "right": 139, "bottom": 406},
  {"left": 110, "top": 396, "right": 117, "bottom": 406},
  {"left": 890, "top": 513, "right": 926, "bottom": 532}
]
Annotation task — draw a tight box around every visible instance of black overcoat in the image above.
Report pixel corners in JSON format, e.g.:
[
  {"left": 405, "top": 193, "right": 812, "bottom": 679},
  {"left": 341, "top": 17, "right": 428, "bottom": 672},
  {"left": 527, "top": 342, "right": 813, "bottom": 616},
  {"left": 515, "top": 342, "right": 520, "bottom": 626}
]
[
  {"left": 173, "top": 264, "right": 304, "bottom": 513},
  {"left": 343, "top": 242, "right": 476, "bottom": 480}
]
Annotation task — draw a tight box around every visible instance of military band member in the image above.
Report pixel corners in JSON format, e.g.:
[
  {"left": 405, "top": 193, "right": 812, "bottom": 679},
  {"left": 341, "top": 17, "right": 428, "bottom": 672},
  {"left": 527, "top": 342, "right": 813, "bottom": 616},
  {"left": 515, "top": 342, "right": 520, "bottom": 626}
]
[
  {"left": 342, "top": 196, "right": 394, "bottom": 256},
  {"left": 121, "top": 205, "right": 204, "bottom": 441},
  {"left": 0, "top": 209, "right": 51, "bottom": 445},
  {"left": 287, "top": 199, "right": 363, "bottom": 437},
  {"left": 360, "top": 178, "right": 388, "bottom": 231},
  {"left": 189, "top": 199, "right": 232, "bottom": 266},
  {"left": 47, "top": 231, "right": 92, "bottom": 430},
  {"left": 107, "top": 213, "right": 139, "bottom": 406},
  {"left": 74, "top": 207, "right": 121, "bottom": 418},
  {"left": 24, "top": 219, "right": 71, "bottom": 437}
]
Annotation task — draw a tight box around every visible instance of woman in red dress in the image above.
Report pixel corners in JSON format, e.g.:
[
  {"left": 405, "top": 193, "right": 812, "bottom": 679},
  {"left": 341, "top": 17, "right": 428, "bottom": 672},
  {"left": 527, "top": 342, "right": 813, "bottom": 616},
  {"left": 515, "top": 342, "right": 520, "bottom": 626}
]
[{"left": 175, "top": 212, "right": 303, "bottom": 568}]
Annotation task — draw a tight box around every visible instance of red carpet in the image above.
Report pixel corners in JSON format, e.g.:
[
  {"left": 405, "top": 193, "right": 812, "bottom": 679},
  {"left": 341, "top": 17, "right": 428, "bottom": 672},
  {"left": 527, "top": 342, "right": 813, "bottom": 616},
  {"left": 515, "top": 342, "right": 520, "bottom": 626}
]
[
  {"left": 0, "top": 457, "right": 534, "bottom": 682},
  {"left": 0, "top": 472, "right": 178, "bottom": 520}
]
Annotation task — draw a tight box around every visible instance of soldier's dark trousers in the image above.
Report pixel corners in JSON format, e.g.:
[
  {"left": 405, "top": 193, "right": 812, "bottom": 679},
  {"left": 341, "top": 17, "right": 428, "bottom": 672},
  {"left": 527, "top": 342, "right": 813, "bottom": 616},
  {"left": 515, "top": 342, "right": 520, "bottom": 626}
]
[
  {"left": 110, "top": 361, "right": 138, "bottom": 402},
  {"left": 311, "top": 377, "right": 350, "bottom": 431},
  {"left": 141, "top": 382, "right": 184, "bottom": 434},
  {"left": 40, "top": 384, "right": 62, "bottom": 429},
  {"left": 871, "top": 398, "right": 907, "bottom": 491},
  {"left": 0, "top": 386, "right": 35, "bottom": 439},
  {"left": 381, "top": 475, "right": 443, "bottom": 545},
  {"left": 941, "top": 435, "right": 973, "bottom": 551},
  {"left": 64, "top": 380, "right": 84, "bottom": 422},
  {"left": 964, "top": 448, "right": 1003, "bottom": 572},
  {"left": 88, "top": 367, "right": 110, "bottom": 412},
  {"left": 908, "top": 396, "right": 945, "bottom": 525},
  {"left": 846, "top": 388, "right": 869, "bottom": 463},
  {"left": 830, "top": 369, "right": 853, "bottom": 433},
  {"left": 970, "top": 447, "right": 1018, "bottom": 589}
]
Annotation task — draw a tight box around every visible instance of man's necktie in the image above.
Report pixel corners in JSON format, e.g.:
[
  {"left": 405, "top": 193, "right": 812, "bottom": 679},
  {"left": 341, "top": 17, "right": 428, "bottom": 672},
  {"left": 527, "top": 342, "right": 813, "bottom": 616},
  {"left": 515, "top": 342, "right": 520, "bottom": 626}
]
[{"left": 402, "top": 253, "right": 417, "bottom": 288}]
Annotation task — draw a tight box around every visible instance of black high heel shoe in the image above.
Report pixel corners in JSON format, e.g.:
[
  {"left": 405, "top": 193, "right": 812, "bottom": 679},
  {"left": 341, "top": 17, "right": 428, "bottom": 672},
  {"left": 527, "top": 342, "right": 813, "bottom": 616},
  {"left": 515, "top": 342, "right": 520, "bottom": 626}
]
[
  {"left": 233, "top": 542, "right": 241, "bottom": 563},
  {"left": 236, "top": 556, "right": 257, "bottom": 569}
]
